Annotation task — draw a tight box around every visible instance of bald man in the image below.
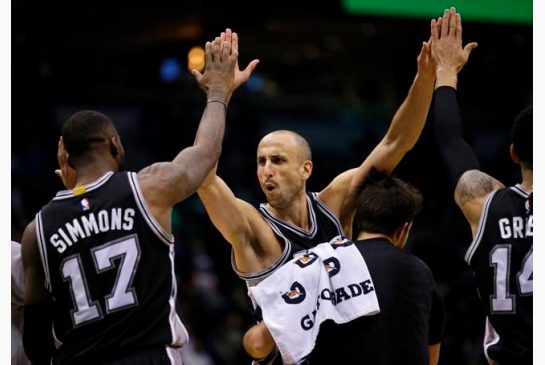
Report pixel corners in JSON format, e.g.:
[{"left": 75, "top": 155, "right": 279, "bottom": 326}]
[
  {"left": 198, "top": 33, "right": 437, "bottom": 363},
  {"left": 199, "top": 36, "right": 436, "bottom": 287}
]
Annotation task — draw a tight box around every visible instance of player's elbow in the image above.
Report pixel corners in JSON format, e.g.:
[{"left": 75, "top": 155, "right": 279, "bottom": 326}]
[
  {"left": 383, "top": 133, "right": 414, "bottom": 154},
  {"left": 197, "top": 142, "right": 223, "bottom": 167},
  {"left": 243, "top": 324, "right": 275, "bottom": 359}
]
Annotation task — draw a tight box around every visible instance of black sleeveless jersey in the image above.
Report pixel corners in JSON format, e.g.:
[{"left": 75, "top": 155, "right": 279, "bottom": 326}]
[
  {"left": 464, "top": 185, "right": 533, "bottom": 364},
  {"left": 35, "top": 172, "right": 187, "bottom": 364},
  {"left": 232, "top": 192, "right": 344, "bottom": 289},
  {"left": 259, "top": 192, "right": 344, "bottom": 256}
]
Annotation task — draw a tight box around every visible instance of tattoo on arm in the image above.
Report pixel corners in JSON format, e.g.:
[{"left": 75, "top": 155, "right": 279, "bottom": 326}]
[{"left": 455, "top": 170, "right": 504, "bottom": 206}]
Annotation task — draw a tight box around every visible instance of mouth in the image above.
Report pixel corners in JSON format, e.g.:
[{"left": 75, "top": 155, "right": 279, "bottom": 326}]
[{"left": 264, "top": 181, "right": 277, "bottom": 192}]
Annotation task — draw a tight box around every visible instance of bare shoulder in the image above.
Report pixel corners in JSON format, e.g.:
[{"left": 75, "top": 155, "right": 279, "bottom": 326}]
[
  {"left": 137, "top": 162, "right": 189, "bottom": 200},
  {"left": 455, "top": 169, "right": 505, "bottom": 207}
]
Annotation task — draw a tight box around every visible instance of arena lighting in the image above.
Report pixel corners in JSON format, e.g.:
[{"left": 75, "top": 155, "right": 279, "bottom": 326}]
[
  {"left": 343, "top": 0, "right": 531, "bottom": 24},
  {"left": 159, "top": 57, "right": 181, "bottom": 83},
  {"left": 188, "top": 46, "right": 205, "bottom": 73}
]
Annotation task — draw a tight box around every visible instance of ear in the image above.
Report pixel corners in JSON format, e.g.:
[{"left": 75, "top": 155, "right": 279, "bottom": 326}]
[
  {"left": 510, "top": 144, "right": 520, "bottom": 164},
  {"left": 110, "top": 136, "right": 120, "bottom": 157},
  {"left": 301, "top": 160, "right": 313, "bottom": 180},
  {"left": 57, "top": 137, "right": 78, "bottom": 189},
  {"left": 393, "top": 222, "right": 412, "bottom": 248}
]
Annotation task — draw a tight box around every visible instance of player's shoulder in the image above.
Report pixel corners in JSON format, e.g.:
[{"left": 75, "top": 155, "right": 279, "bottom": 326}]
[{"left": 455, "top": 170, "right": 504, "bottom": 206}]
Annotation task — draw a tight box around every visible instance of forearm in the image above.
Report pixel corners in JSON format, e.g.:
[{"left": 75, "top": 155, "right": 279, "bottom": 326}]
[
  {"left": 428, "top": 343, "right": 441, "bottom": 365},
  {"left": 433, "top": 86, "right": 479, "bottom": 188},
  {"left": 174, "top": 101, "right": 226, "bottom": 166},
  {"left": 384, "top": 73, "right": 434, "bottom": 151}
]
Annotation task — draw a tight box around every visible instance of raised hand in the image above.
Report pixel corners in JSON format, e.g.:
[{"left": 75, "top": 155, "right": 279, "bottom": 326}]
[
  {"left": 416, "top": 38, "right": 436, "bottom": 81},
  {"left": 431, "top": 8, "right": 478, "bottom": 78},
  {"left": 222, "top": 29, "right": 260, "bottom": 91},
  {"left": 192, "top": 28, "right": 259, "bottom": 104}
]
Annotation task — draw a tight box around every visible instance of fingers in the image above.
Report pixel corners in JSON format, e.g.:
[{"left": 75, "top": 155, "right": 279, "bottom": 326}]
[
  {"left": 456, "top": 12, "right": 463, "bottom": 43},
  {"left": 424, "top": 40, "right": 432, "bottom": 57},
  {"left": 222, "top": 40, "right": 231, "bottom": 63},
  {"left": 225, "top": 28, "right": 232, "bottom": 54},
  {"left": 220, "top": 31, "right": 226, "bottom": 56},
  {"left": 242, "top": 59, "right": 260, "bottom": 77},
  {"left": 431, "top": 18, "right": 438, "bottom": 42},
  {"left": 448, "top": 7, "right": 457, "bottom": 36},
  {"left": 441, "top": 9, "right": 449, "bottom": 38},
  {"left": 205, "top": 41, "right": 213, "bottom": 66},
  {"left": 191, "top": 69, "right": 203, "bottom": 83},
  {"left": 232, "top": 32, "right": 239, "bottom": 56},
  {"left": 463, "top": 42, "right": 478, "bottom": 59},
  {"left": 212, "top": 37, "right": 221, "bottom": 63}
]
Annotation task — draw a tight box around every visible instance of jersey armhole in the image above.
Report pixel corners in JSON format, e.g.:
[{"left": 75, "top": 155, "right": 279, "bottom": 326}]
[
  {"left": 231, "top": 222, "right": 292, "bottom": 287},
  {"left": 464, "top": 190, "right": 497, "bottom": 265},
  {"left": 127, "top": 172, "right": 175, "bottom": 245}
]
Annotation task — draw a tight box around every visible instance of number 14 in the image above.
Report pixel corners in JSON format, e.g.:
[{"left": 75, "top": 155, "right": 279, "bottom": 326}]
[{"left": 490, "top": 245, "right": 533, "bottom": 313}]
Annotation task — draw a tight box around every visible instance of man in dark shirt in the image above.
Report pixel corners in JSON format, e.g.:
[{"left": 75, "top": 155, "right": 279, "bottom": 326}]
[
  {"left": 431, "top": 8, "right": 532, "bottom": 363},
  {"left": 21, "top": 29, "right": 258, "bottom": 365},
  {"left": 244, "top": 171, "right": 445, "bottom": 364}
]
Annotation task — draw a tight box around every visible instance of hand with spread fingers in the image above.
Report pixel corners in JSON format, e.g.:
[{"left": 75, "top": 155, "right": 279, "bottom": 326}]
[
  {"left": 192, "top": 28, "right": 259, "bottom": 104},
  {"left": 431, "top": 7, "right": 478, "bottom": 88}
]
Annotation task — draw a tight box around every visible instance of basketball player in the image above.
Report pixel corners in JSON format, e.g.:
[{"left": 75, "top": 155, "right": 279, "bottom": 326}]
[
  {"left": 244, "top": 171, "right": 445, "bottom": 364},
  {"left": 198, "top": 27, "right": 436, "bottom": 365},
  {"left": 20, "top": 29, "right": 258, "bottom": 365},
  {"left": 198, "top": 32, "right": 437, "bottom": 287},
  {"left": 431, "top": 8, "right": 532, "bottom": 363}
]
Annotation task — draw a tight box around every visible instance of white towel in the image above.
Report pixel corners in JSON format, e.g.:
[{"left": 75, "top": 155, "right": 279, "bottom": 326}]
[{"left": 248, "top": 236, "right": 380, "bottom": 364}]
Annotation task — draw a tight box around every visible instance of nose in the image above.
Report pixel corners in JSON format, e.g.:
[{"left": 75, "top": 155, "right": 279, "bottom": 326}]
[{"left": 263, "top": 160, "right": 274, "bottom": 178}]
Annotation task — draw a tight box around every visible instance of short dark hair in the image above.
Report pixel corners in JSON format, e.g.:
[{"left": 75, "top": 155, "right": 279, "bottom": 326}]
[
  {"left": 355, "top": 170, "right": 423, "bottom": 236},
  {"left": 511, "top": 105, "right": 532, "bottom": 165},
  {"left": 62, "top": 110, "right": 115, "bottom": 157}
]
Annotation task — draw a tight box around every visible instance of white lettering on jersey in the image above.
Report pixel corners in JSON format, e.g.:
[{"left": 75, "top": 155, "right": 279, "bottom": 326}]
[{"left": 49, "top": 208, "right": 137, "bottom": 253}]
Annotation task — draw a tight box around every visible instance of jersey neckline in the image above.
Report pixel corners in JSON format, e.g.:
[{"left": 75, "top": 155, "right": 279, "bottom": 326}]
[{"left": 53, "top": 171, "right": 115, "bottom": 200}]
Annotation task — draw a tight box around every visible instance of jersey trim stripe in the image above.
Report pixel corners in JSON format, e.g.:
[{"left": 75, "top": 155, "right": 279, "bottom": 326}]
[
  {"left": 53, "top": 171, "right": 114, "bottom": 200},
  {"left": 35, "top": 212, "right": 52, "bottom": 291},
  {"left": 167, "top": 244, "right": 189, "bottom": 348},
  {"left": 465, "top": 190, "right": 497, "bottom": 265},
  {"left": 259, "top": 195, "right": 318, "bottom": 238},
  {"left": 232, "top": 221, "right": 292, "bottom": 283},
  {"left": 166, "top": 346, "right": 183, "bottom": 364},
  {"left": 511, "top": 184, "right": 530, "bottom": 198},
  {"left": 311, "top": 192, "right": 344, "bottom": 236},
  {"left": 127, "top": 172, "right": 174, "bottom": 245},
  {"left": 483, "top": 317, "right": 501, "bottom": 363}
]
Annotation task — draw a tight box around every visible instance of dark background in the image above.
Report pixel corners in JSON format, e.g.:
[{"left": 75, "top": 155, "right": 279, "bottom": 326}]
[{"left": 12, "top": 1, "right": 532, "bottom": 364}]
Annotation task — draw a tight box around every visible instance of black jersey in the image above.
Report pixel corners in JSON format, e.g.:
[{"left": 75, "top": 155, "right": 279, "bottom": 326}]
[
  {"left": 309, "top": 238, "right": 444, "bottom": 364},
  {"left": 464, "top": 185, "right": 533, "bottom": 364},
  {"left": 35, "top": 171, "right": 187, "bottom": 364},
  {"left": 233, "top": 192, "right": 344, "bottom": 286},
  {"left": 259, "top": 192, "right": 344, "bottom": 257}
]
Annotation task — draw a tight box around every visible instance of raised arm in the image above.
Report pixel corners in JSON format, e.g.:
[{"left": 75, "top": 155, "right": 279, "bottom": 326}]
[
  {"left": 138, "top": 29, "right": 258, "bottom": 232},
  {"left": 430, "top": 8, "right": 503, "bottom": 234},
  {"left": 319, "top": 39, "right": 436, "bottom": 235},
  {"left": 197, "top": 166, "right": 284, "bottom": 274}
]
